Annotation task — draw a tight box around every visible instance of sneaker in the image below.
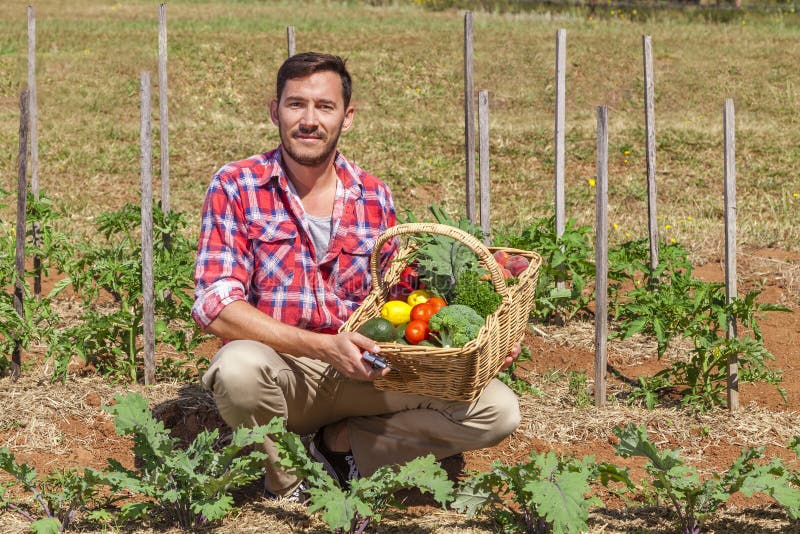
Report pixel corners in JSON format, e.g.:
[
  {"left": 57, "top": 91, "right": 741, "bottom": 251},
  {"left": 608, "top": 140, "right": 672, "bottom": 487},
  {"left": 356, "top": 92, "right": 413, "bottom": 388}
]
[
  {"left": 308, "top": 430, "right": 360, "bottom": 488},
  {"left": 267, "top": 479, "right": 309, "bottom": 504}
]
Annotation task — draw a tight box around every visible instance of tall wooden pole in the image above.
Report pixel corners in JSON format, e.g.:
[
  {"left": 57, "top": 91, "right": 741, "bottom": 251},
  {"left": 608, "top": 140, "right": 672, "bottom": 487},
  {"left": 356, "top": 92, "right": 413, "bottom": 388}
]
[
  {"left": 643, "top": 35, "right": 659, "bottom": 278},
  {"left": 13, "top": 90, "right": 30, "bottom": 380},
  {"left": 28, "top": 6, "right": 41, "bottom": 296},
  {"left": 554, "top": 28, "right": 567, "bottom": 291},
  {"left": 287, "top": 26, "right": 296, "bottom": 57},
  {"left": 140, "top": 72, "right": 156, "bottom": 386},
  {"left": 478, "top": 90, "right": 491, "bottom": 244},
  {"left": 724, "top": 98, "right": 739, "bottom": 411},
  {"left": 463, "top": 11, "right": 476, "bottom": 223},
  {"left": 158, "top": 4, "right": 171, "bottom": 231},
  {"left": 594, "top": 105, "right": 609, "bottom": 407}
]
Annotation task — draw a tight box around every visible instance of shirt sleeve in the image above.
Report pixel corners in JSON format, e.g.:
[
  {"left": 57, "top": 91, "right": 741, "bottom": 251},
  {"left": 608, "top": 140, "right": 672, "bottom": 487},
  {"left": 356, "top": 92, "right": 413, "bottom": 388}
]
[{"left": 191, "top": 171, "right": 253, "bottom": 328}]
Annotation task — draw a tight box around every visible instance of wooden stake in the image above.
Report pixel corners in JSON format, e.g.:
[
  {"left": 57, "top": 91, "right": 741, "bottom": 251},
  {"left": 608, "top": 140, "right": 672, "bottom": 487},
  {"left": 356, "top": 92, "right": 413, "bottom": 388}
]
[
  {"left": 594, "top": 105, "right": 609, "bottom": 407},
  {"left": 28, "top": 6, "right": 41, "bottom": 296},
  {"left": 287, "top": 26, "right": 296, "bottom": 58},
  {"left": 643, "top": 35, "right": 659, "bottom": 278},
  {"left": 13, "top": 90, "right": 30, "bottom": 380},
  {"left": 478, "top": 90, "right": 490, "bottom": 244},
  {"left": 158, "top": 3, "right": 171, "bottom": 232},
  {"left": 554, "top": 28, "right": 567, "bottom": 291},
  {"left": 464, "top": 12, "right": 476, "bottom": 223},
  {"left": 140, "top": 72, "right": 156, "bottom": 386},
  {"left": 724, "top": 98, "right": 739, "bottom": 411}
]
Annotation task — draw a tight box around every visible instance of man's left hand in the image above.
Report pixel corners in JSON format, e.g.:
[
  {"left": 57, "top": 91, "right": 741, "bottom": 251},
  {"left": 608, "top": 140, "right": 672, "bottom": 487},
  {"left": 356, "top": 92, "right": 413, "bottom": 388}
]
[{"left": 499, "top": 342, "right": 522, "bottom": 372}]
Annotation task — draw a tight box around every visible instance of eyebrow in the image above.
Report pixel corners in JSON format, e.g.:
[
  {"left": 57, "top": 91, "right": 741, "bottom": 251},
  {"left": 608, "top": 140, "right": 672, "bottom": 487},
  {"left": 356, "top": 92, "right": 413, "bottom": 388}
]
[{"left": 283, "top": 95, "right": 338, "bottom": 107}]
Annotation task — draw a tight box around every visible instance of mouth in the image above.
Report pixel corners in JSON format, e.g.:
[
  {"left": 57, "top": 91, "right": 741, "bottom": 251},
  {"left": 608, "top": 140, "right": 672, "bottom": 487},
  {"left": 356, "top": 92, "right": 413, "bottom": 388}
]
[{"left": 292, "top": 131, "right": 324, "bottom": 142}]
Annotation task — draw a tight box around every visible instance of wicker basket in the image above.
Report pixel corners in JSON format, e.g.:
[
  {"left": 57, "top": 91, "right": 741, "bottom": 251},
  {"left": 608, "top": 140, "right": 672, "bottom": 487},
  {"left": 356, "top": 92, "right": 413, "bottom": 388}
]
[{"left": 340, "top": 222, "right": 542, "bottom": 402}]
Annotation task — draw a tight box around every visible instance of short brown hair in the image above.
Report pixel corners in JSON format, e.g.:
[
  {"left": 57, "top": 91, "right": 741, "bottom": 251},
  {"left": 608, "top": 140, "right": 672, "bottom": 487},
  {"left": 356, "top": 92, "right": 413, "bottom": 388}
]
[{"left": 276, "top": 52, "right": 352, "bottom": 108}]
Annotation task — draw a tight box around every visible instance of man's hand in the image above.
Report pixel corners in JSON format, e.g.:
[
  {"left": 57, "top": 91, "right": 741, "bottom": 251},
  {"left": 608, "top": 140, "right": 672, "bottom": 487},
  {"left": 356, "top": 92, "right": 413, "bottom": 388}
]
[
  {"left": 320, "top": 332, "right": 392, "bottom": 381},
  {"left": 499, "top": 342, "right": 522, "bottom": 372}
]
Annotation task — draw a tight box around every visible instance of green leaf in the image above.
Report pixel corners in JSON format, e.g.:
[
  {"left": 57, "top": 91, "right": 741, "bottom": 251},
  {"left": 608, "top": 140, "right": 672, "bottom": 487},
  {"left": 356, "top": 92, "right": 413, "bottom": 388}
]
[{"left": 30, "top": 517, "right": 61, "bottom": 534}]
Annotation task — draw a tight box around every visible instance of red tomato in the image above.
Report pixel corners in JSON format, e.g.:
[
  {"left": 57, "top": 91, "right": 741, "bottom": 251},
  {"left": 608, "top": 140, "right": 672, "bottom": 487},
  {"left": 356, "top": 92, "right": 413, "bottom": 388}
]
[
  {"left": 404, "top": 319, "right": 429, "bottom": 345},
  {"left": 426, "top": 297, "right": 447, "bottom": 314},
  {"left": 410, "top": 302, "right": 435, "bottom": 323}
]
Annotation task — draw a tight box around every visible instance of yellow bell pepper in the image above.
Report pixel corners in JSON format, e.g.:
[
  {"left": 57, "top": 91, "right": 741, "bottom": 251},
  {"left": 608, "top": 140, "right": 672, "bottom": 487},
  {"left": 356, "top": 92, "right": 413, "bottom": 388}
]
[{"left": 406, "top": 289, "right": 432, "bottom": 307}]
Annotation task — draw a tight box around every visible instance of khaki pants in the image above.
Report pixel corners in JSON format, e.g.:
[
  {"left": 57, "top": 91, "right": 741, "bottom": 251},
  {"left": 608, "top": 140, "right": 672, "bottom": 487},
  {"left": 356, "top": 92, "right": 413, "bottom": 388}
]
[{"left": 202, "top": 339, "right": 520, "bottom": 496}]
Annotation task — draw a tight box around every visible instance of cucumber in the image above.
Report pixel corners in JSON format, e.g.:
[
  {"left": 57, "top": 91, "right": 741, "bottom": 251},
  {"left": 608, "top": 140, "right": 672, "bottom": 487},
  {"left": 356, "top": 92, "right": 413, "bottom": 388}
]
[{"left": 357, "top": 317, "right": 396, "bottom": 342}]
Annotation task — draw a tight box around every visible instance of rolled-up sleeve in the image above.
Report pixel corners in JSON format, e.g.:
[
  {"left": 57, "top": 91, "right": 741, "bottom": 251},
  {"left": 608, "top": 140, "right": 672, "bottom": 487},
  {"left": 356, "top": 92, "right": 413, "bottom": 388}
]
[{"left": 192, "top": 172, "right": 253, "bottom": 328}]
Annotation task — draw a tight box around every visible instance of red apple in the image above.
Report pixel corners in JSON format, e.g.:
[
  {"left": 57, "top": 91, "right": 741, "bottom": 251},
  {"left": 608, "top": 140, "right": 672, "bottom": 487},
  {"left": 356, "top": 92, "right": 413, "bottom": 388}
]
[
  {"left": 505, "top": 255, "right": 530, "bottom": 277},
  {"left": 492, "top": 250, "right": 509, "bottom": 267}
]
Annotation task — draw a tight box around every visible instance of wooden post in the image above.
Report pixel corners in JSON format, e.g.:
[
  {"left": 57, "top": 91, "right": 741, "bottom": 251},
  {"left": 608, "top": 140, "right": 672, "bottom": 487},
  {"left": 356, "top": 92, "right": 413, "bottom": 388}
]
[
  {"left": 463, "top": 11, "right": 476, "bottom": 223},
  {"left": 594, "top": 105, "right": 609, "bottom": 407},
  {"left": 28, "top": 6, "right": 41, "bottom": 296},
  {"left": 724, "top": 98, "right": 739, "bottom": 411},
  {"left": 13, "top": 90, "right": 30, "bottom": 380},
  {"left": 158, "top": 3, "right": 171, "bottom": 249},
  {"left": 287, "top": 25, "right": 296, "bottom": 57},
  {"left": 643, "top": 35, "right": 659, "bottom": 278},
  {"left": 140, "top": 72, "right": 156, "bottom": 386},
  {"left": 554, "top": 28, "right": 567, "bottom": 291},
  {"left": 478, "top": 90, "right": 490, "bottom": 244}
]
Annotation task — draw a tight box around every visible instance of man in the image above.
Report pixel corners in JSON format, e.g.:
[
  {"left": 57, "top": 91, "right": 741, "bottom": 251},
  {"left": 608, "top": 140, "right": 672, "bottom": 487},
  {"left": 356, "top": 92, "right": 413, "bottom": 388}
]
[{"left": 192, "top": 52, "right": 521, "bottom": 499}]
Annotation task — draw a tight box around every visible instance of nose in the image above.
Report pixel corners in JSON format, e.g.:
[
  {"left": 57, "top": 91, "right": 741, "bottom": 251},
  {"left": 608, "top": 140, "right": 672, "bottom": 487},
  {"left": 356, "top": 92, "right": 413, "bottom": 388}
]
[{"left": 299, "top": 104, "right": 319, "bottom": 129}]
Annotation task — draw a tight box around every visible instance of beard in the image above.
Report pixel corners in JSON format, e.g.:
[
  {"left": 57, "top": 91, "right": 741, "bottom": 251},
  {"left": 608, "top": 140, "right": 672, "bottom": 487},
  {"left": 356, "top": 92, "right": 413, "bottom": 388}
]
[{"left": 279, "top": 120, "right": 343, "bottom": 167}]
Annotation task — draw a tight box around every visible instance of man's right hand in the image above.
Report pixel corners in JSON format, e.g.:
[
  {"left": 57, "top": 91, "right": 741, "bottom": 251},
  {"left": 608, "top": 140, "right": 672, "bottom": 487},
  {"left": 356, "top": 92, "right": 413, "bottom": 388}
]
[{"left": 320, "top": 332, "right": 391, "bottom": 381}]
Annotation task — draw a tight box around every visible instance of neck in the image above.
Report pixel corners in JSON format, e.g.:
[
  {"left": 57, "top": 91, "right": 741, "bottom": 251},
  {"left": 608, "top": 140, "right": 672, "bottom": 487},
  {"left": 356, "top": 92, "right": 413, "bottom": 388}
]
[{"left": 282, "top": 149, "right": 338, "bottom": 217}]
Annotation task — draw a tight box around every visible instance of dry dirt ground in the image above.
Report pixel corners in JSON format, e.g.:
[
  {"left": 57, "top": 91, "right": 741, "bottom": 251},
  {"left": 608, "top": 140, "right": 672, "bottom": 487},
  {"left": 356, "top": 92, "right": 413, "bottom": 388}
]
[{"left": 1, "top": 247, "right": 799, "bottom": 533}]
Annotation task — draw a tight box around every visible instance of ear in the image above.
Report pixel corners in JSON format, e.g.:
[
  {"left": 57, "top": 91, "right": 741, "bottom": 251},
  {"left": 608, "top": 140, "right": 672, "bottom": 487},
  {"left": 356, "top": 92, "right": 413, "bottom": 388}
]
[
  {"left": 269, "top": 99, "right": 279, "bottom": 126},
  {"left": 341, "top": 105, "right": 356, "bottom": 133}
]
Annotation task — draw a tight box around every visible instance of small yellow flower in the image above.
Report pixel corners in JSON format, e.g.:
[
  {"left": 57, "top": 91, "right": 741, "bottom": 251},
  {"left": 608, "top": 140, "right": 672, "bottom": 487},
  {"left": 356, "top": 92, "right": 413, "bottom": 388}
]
[
  {"left": 625, "top": 232, "right": 631, "bottom": 238},
  {"left": 793, "top": 193, "right": 799, "bottom": 198},
  {"left": 588, "top": 178, "right": 596, "bottom": 187},
  {"left": 613, "top": 223, "right": 619, "bottom": 230},
  {"left": 623, "top": 159, "right": 629, "bottom": 164},
  {"left": 670, "top": 237, "right": 676, "bottom": 243},
  {"left": 623, "top": 149, "right": 630, "bottom": 156},
  {"left": 665, "top": 224, "right": 672, "bottom": 230},
  {"left": 686, "top": 216, "right": 693, "bottom": 221}
]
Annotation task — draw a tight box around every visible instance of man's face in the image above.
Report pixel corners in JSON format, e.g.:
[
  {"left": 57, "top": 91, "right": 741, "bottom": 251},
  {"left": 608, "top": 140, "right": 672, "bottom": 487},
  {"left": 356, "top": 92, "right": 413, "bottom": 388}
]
[{"left": 270, "top": 71, "right": 354, "bottom": 167}]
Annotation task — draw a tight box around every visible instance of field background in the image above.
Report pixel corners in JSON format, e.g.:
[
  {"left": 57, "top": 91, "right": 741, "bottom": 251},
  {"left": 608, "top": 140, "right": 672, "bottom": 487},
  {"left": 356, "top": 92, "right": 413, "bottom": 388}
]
[
  {"left": 1, "top": 1, "right": 800, "bottom": 533},
  {"left": 1, "top": 0, "right": 799, "bottom": 260}
]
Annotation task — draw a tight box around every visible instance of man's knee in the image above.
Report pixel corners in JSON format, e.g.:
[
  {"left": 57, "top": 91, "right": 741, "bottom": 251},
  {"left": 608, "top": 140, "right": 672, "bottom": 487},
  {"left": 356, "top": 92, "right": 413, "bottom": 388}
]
[
  {"left": 203, "top": 340, "right": 283, "bottom": 417},
  {"left": 479, "top": 380, "right": 521, "bottom": 446}
]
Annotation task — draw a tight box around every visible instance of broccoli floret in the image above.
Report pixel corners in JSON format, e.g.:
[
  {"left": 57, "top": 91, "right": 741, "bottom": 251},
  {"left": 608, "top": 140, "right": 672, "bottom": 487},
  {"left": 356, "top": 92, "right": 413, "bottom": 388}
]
[{"left": 428, "top": 304, "right": 485, "bottom": 348}]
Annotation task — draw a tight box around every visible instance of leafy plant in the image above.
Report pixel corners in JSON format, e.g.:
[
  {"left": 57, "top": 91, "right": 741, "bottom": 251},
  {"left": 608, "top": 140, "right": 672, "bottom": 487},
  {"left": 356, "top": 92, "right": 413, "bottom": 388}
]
[
  {"left": 50, "top": 203, "right": 208, "bottom": 382},
  {"left": 608, "top": 237, "right": 790, "bottom": 411},
  {"left": 495, "top": 216, "right": 594, "bottom": 323},
  {"left": 101, "top": 392, "right": 280, "bottom": 530},
  {"left": 275, "top": 432, "right": 454, "bottom": 533},
  {"left": 609, "top": 424, "right": 800, "bottom": 533},
  {"left": 0, "top": 447, "right": 116, "bottom": 533},
  {"left": 452, "top": 450, "right": 601, "bottom": 533}
]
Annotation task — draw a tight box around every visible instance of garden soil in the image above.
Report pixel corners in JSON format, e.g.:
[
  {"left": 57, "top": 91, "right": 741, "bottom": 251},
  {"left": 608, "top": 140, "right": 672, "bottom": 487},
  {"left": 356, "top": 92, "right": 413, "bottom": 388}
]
[{"left": 1, "top": 247, "right": 798, "bottom": 533}]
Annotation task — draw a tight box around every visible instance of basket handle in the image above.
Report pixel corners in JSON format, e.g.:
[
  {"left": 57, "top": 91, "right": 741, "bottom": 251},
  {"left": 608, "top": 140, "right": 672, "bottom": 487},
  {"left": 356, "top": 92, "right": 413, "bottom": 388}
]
[{"left": 370, "top": 222, "right": 511, "bottom": 301}]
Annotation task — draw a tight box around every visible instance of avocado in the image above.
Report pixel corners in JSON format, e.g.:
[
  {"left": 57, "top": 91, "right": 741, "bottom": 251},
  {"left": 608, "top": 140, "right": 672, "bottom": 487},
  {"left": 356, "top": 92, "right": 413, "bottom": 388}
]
[{"left": 357, "top": 317, "right": 396, "bottom": 342}]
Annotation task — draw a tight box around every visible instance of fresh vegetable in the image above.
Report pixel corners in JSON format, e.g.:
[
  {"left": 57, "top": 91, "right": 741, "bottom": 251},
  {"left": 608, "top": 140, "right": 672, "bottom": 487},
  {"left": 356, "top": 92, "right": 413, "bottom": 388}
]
[
  {"left": 426, "top": 296, "right": 447, "bottom": 313},
  {"left": 394, "top": 321, "right": 409, "bottom": 341},
  {"left": 410, "top": 302, "right": 436, "bottom": 323},
  {"left": 380, "top": 300, "right": 412, "bottom": 326},
  {"left": 427, "top": 304, "right": 485, "bottom": 348},
  {"left": 452, "top": 270, "right": 503, "bottom": 319},
  {"left": 357, "top": 317, "right": 397, "bottom": 342},
  {"left": 404, "top": 319, "right": 430, "bottom": 345},
  {"left": 407, "top": 289, "right": 432, "bottom": 307}
]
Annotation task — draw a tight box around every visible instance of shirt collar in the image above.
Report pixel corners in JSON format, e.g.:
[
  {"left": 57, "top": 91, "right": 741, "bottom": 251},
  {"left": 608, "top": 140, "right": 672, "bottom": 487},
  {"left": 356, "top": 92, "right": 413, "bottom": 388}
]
[{"left": 264, "top": 145, "right": 365, "bottom": 200}]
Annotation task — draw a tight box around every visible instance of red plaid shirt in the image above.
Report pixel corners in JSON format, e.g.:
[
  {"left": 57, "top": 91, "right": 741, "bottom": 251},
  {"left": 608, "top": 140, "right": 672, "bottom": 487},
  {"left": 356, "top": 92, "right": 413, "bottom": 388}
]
[{"left": 192, "top": 146, "right": 396, "bottom": 334}]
